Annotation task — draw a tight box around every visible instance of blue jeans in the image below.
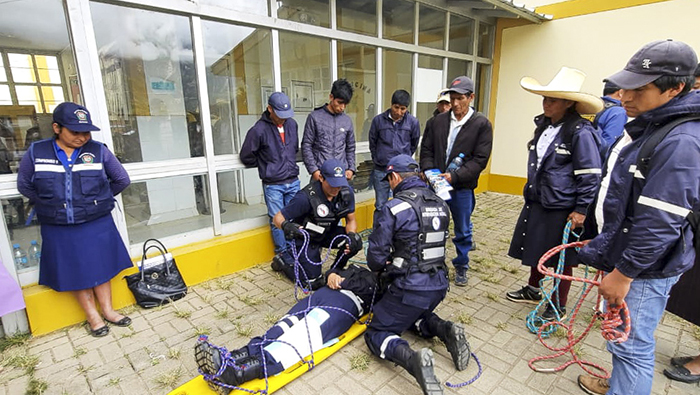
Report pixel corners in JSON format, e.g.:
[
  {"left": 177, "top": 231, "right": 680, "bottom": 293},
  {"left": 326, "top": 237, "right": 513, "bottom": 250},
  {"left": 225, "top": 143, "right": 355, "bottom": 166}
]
[
  {"left": 263, "top": 180, "right": 300, "bottom": 254},
  {"left": 371, "top": 169, "right": 392, "bottom": 223},
  {"left": 606, "top": 275, "right": 680, "bottom": 395},
  {"left": 446, "top": 188, "right": 475, "bottom": 271}
]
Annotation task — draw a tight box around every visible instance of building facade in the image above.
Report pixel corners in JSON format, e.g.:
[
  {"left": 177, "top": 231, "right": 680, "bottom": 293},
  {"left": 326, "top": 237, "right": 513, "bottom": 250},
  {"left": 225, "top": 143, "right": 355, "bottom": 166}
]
[{"left": 1, "top": 0, "right": 542, "bottom": 335}]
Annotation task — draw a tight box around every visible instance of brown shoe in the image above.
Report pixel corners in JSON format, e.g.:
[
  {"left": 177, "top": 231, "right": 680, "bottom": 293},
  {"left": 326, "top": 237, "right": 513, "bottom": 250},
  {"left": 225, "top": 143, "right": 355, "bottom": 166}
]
[{"left": 578, "top": 375, "right": 609, "bottom": 395}]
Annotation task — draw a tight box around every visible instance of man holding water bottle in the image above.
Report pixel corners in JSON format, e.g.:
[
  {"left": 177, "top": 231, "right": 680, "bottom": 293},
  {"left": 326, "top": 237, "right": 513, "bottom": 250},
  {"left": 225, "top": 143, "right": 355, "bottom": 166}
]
[{"left": 419, "top": 76, "right": 493, "bottom": 286}]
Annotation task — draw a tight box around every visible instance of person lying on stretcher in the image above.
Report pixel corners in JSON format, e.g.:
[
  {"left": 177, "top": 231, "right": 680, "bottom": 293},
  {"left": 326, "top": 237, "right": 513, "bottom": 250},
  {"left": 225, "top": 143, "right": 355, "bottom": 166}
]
[{"left": 194, "top": 264, "right": 381, "bottom": 392}]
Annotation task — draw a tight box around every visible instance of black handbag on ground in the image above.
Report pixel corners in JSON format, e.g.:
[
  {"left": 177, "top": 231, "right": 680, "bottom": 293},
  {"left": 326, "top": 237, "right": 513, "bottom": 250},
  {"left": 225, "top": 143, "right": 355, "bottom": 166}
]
[{"left": 124, "top": 238, "right": 188, "bottom": 308}]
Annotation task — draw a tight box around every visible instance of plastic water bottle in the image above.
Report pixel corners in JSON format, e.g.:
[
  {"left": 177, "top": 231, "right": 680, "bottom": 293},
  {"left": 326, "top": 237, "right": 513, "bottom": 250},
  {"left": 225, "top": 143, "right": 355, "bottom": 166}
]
[
  {"left": 28, "top": 240, "right": 41, "bottom": 268},
  {"left": 446, "top": 153, "right": 465, "bottom": 172},
  {"left": 13, "top": 244, "right": 28, "bottom": 269}
]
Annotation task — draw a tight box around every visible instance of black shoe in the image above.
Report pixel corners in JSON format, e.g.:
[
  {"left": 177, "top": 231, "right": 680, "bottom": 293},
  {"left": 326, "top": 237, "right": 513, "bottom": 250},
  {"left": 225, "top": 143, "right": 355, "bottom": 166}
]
[
  {"left": 194, "top": 338, "right": 235, "bottom": 393},
  {"left": 87, "top": 323, "right": 109, "bottom": 338},
  {"left": 443, "top": 323, "right": 470, "bottom": 371},
  {"left": 231, "top": 355, "right": 265, "bottom": 385},
  {"left": 506, "top": 286, "right": 542, "bottom": 304},
  {"left": 104, "top": 316, "right": 131, "bottom": 327},
  {"left": 271, "top": 255, "right": 286, "bottom": 272},
  {"left": 541, "top": 304, "right": 567, "bottom": 321},
  {"left": 412, "top": 348, "right": 444, "bottom": 395},
  {"left": 454, "top": 269, "right": 468, "bottom": 287},
  {"left": 229, "top": 347, "right": 249, "bottom": 362},
  {"left": 671, "top": 356, "right": 695, "bottom": 368},
  {"left": 663, "top": 365, "right": 700, "bottom": 383}
]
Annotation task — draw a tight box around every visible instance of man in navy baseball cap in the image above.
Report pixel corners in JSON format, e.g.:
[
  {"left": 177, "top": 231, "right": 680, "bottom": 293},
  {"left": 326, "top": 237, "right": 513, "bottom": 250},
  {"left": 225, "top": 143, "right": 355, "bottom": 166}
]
[
  {"left": 577, "top": 39, "right": 700, "bottom": 395},
  {"left": 382, "top": 154, "right": 420, "bottom": 181},
  {"left": 268, "top": 92, "right": 294, "bottom": 119},
  {"left": 320, "top": 158, "right": 349, "bottom": 188},
  {"left": 52, "top": 102, "right": 100, "bottom": 132}
]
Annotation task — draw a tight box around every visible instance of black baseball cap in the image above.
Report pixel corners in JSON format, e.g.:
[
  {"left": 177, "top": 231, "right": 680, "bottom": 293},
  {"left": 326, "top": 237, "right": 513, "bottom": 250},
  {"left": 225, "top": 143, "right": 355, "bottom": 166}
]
[
  {"left": 382, "top": 154, "right": 420, "bottom": 180},
  {"left": 52, "top": 102, "right": 100, "bottom": 132},
  {"left": 320, "top": 158, "right": 348, "bottom": 188},
  {"left": 268, "top": 92, "right": 294, "bottom": 119},
  {"left": 606, "top": 39, "right": 698, "bottom": 90},
  {"left": 446, "top": 76, "right": 474, "bottom": 95}
]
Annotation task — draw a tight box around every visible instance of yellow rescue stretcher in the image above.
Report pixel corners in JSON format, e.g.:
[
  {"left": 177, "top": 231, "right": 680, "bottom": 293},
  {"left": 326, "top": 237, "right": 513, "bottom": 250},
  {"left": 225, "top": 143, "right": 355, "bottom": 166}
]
[{"left": 169, "top": 315, "right": 369, "bottom": 395}]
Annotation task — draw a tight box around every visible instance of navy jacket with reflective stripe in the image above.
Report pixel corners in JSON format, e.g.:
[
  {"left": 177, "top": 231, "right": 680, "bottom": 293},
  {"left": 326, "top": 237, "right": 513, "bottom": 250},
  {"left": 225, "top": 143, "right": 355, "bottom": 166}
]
[
  {"left": 29, "top": 139, "right": 114, "bottom": 225},
  {"left": 524, "top": 114, "right": 601, "bottom": 214},
  {"left": 579, "top": 91, "right": 700, "bottom": 279}
]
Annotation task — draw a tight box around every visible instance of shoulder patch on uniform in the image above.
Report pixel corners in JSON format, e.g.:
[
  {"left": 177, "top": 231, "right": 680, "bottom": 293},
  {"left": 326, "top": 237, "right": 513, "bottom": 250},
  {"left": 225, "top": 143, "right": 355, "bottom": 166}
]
[{"left": 390, "top": 201, "right": 411, "bottom": 216}]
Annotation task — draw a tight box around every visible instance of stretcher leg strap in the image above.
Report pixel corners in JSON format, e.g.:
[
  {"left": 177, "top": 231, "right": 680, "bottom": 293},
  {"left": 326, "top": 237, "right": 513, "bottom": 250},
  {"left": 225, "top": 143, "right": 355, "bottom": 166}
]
[{"left": 528, "top": 241, "right": 631, "bottom": 378}]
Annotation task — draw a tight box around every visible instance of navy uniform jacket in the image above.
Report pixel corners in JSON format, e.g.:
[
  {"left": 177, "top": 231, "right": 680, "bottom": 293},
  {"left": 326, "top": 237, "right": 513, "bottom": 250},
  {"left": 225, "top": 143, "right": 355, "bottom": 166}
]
[
  {"left": 239, "top": 110, "right": 299, "bottom": 185},
  {"left": 579, "top": 91, "right": 700, "bottom": 279},
  {"left": 524, "top": 113, "right": 601, "bottom": 214},
  {"left": 367, "top": 176, "right": 449, "bottom": 291}
]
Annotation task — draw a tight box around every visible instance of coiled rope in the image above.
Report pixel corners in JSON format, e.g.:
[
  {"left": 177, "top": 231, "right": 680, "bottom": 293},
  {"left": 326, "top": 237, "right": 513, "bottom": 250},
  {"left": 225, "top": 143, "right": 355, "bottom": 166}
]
[{"left": 528, "top": 240, "right": 631, "bottom": 378}]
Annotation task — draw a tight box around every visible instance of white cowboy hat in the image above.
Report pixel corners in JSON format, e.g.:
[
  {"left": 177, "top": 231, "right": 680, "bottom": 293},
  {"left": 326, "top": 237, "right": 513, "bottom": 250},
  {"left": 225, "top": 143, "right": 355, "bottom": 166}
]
[{"left": 520, "top": 67, "right": 604, "bottom": 114}]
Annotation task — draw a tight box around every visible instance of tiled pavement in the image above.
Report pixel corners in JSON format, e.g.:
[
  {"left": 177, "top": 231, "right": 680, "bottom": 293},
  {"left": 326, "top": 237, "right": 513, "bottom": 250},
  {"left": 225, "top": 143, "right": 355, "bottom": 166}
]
[{"left": 1, "top": 192, "right": 699, "bottom": 395}]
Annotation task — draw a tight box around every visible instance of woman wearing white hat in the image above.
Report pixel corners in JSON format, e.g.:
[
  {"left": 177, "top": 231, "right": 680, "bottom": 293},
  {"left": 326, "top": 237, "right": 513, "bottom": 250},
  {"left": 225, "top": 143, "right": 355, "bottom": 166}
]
[{"left": 505, "top": 67, "right": 604, "bottom": 321}]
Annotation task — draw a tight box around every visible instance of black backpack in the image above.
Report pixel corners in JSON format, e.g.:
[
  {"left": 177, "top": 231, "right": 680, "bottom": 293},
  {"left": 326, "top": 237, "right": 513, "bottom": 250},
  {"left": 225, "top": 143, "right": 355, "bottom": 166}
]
[{"left": 635, "top": 114, "right": 700, "bottom": 248}]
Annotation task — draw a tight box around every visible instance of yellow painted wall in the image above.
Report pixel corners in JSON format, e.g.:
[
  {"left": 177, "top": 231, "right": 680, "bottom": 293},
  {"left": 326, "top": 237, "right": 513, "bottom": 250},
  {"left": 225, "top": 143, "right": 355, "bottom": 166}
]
[
  {"left": 24, "top": 201, "right": 375, "bottom": 335},
  {"left": 489, "top": 0, "right": 700, "bottom": 191}
]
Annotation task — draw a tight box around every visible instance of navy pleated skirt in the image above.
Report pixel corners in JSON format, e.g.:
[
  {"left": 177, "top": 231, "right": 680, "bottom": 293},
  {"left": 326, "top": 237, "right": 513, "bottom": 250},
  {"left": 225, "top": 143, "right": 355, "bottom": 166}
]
[
  {"left": 508, "top": 201, "right": 579, "bottom": 268},
  {"left": 39, "top": 214, "right": 132, "bottom": 292}
]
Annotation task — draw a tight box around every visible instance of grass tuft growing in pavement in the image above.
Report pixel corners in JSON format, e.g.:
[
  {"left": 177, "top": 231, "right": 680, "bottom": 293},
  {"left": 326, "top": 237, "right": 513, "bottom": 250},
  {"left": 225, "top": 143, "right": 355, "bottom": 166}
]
[
  {"left": 26, "top": 378, "right": 49, "bottom": 395},
  {"left": 349, "top": 353, "right": 371, "bottom": 371},
  {"left": 264, "top": 312, "right": 282, "bottom": 326},
  {"left": 0, "top": 333, "right": 30, "bottom": 352},
  {"left": 154, "top": 367, "right": 183, "bottom": 389},
  {"left": 234, "top": 323, "right": 253, "bottom": 337},
  {"left": 456, "top": 312, "right": 473, "bottom": 326},
  {"left": 239, "top": 295, "right": 262, "bottom": 306},
  {"left": 194, "top": 325, "right": 211, "bottom": 337}
]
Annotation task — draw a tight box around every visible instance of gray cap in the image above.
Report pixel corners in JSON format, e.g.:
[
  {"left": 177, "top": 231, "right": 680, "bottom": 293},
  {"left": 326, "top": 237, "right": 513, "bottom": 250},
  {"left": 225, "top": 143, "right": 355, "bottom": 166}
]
[
  {"left": 606, "top": 39, "right": 698, "bottom": 90},
  {"left": 445, "top": 76, "right": 474, "bottom": 95}
]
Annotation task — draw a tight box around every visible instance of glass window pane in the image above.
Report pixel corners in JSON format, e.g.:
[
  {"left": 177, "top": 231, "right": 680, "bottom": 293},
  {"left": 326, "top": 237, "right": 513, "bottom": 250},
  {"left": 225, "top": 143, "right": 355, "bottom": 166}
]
[
  {"left": 202, "top": 21, "right": 273, "bottom": 156},
  {"left": 338, "top": 42, "right": 375, "bottom": 143},
  {"left": 9, "top": 53, "right": 36, "bottom": 83},
  {"left": 91, "top": 3, "right": 202, "bottom": 164},
  {"left": 447, "top": 59, "right": 472, "bottom": 83},
  {"left": 383, "top": 0, "right": 414, "bottom": 44},
  {"left": 475, "top": 63, "right": 490, "bottom": 113},
  {"left": 217, "top": 170, "right": 267, "bottom": 224},
  {"left": 478, "top": 23, "right": 495, "bottom": 58},
  {"left": 277, "top": 0, "right": 330, "bottom": 28},
  {"left": 199, "top": 0, "right": 267, "bottom": 16},
  {"left": 382, "top": 50, "right": 412, "bottom": 110},
  {"left": 122, "top": 175, "right": 213, "bottom": 244},
  {"left": 0, "top": 85, "right": 11, "bottom": 105},
  {"left": 353, "top": 152, "right": 375, "bottom": 195},
  {"left": 15, "top": 85, "right": 41, "bottom": 112},
  {"left": 0, "top": 57, "right": 6, "bottom": 82},
  {"left": 338, "top": 0, "right": 377, "bottom": 36},
  {"left": 3, "top": 197, "right": 41, "bottom": 273},
  {"left": 42, "top": 86, "right": 64, "bottom": 109},
  {"left": 280, "top": 31, "right": 330, "bottom": 118},
  {"left": 449, "top": 14, "right": 474, "bottom": 54},
  {"left": 418, "top": 54, "right": 442, "bottom": 70},
  {"left": 36, "top": 55, "right": 62, "bottom": 84},
  {"left": 418, "top": 5, "right": 445, "bottom": 50}
]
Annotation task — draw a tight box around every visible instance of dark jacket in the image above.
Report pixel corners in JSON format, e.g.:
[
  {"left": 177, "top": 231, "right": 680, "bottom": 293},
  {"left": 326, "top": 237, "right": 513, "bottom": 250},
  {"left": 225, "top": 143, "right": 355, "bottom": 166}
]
[
  {"left": 419, "top": 109, "right": 493, "bottom": 190},
  {"left": 524, "top": 113, "right": 601, "bottom": 214},
  {"left": 20, "top": 140, "right": 115, "bottom": 225},
  {"left": 596, "top": 97, "right": 627, "bottom": 146},
  {"left": 369, "top": 110, "right": 420, "bottom": 168},
  {"left": 301, "top": 105, "right": 356, "bottom": 175},
  {"left": 239, "top": 111, "right": 299, "bottom": 185},
  {"left": 579, "top": 91, "right": 700, "bottom": 279},
  {"left": 367, "top": 176, "right": 449, "bottom": 291}
]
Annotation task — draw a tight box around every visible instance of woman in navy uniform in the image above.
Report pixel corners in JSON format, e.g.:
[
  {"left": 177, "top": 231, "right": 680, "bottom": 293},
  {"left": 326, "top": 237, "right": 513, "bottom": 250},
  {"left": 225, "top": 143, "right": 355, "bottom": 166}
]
[
  {"left": 17, "top": 102, "right": 132, "bottom": 337},
  {"left": 365, "top": 155, "right": 470, "bottom": 395}
]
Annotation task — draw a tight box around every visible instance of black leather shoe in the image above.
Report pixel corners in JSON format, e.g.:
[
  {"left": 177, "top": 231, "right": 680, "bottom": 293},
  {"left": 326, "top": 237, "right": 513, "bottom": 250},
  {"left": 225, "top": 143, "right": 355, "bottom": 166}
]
[
  {"left": 664, "top": 365, "right": 700, "bottom": 383},
  {"left": 104, "top": 316, "right": 132, "bottom": 327},
  {"left": 87, "top": 324, "right": 109, "bottom": 338},
  {"left": 271, "top": 255, "right": 286, "bottom": 272},
  {"left": 671, "top": 356, "right": 695, "bottom": 368}
]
